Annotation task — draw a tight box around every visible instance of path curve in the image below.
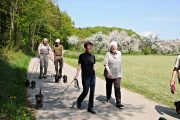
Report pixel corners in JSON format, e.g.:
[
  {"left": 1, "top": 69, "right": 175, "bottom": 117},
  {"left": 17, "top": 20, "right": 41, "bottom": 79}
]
[{"left": 27, "top": 57, "right": 180, "bottom": 120}]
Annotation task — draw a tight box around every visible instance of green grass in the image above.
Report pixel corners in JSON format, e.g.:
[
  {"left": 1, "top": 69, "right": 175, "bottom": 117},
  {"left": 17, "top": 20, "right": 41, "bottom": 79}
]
[
  {"left": 0, "top": 49, "right": 35, "bottom": 120},
  {"left": 64, "top": 50, "right": 179, "bottom": 108}
]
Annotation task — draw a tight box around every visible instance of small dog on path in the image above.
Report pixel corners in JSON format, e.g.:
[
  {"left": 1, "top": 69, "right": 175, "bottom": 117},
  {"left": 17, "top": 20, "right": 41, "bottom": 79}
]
[
  {"left": 63, "top": 75, "right": 67, "bottom": 83},
  {"left": 55, "top": 75, "right": 60, "bottom": 83},
  {"left": 25, "top": 79, "right": 30, "bottom": 87},
  {"left": 31, "top": 81, "right": 36, "bottom": 89},
  {"left": 35, "top": 88, "right": 44, "bottom": 110}
]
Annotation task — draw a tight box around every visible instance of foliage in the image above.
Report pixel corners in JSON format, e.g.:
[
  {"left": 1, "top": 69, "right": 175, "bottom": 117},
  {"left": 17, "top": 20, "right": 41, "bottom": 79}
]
[
  {"left": 0, "top": 0, "right": 75, "bottom": 50},
  {"left": 0, "top": 48, "right": 35, "bottom": 119},
  {"left": 143, "top": 46, "right": 151, "bottom": 55}
]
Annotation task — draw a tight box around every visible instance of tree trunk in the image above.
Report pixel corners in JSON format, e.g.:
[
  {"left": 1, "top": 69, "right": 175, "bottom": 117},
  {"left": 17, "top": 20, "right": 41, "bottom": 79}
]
[
  {"left": 10, "top": 0, "right": 15, "bottom": 48},
  {"left": 32, "top": 24, "right": 36, "bottom": 51}
]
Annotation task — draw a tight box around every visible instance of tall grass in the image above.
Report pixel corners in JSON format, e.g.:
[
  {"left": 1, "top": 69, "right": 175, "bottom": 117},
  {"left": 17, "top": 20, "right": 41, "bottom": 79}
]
[
  {"left": 0, "top": 48, "right": 35, "bottom": 119},
  {"left": 64, "top": 50, "right": 179, "bottom": 108}
]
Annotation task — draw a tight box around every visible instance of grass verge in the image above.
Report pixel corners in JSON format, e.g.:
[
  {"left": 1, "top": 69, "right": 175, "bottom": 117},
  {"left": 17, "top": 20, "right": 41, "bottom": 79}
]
[{"left": 0, "top": 48, "right": 36, "bottom": 120}]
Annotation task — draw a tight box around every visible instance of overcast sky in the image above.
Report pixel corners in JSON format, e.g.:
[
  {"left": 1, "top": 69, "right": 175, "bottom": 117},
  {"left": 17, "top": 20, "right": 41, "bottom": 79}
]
[{"left": 57, "top": 0, "right": 180, "bottom": 39}]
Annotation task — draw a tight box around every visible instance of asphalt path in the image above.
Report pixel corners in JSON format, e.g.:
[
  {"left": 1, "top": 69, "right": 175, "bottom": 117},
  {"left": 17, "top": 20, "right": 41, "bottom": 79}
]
[{"left": 27, "top": 57, "right": 180, "bottom": 120}]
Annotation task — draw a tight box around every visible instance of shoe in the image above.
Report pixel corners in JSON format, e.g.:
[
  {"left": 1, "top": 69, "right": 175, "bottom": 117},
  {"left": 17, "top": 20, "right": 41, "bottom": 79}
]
[
  {"left": 106, "top": 99, "right": 110, "bottom": 103},
  {"left": 116, "top": 104, "right": 124, "bottom": 108},
  {"left": 87, "top": 108, "right": 96, "bottom": 114},
  {"left": 77, "top": 102, "right": 81, "bottom": 108},
  {"left": 39, "top": 76, "right": 42, "bottom": 79},
  {"left": 43, "top": 75, "right": 47, "bottom": 78}
]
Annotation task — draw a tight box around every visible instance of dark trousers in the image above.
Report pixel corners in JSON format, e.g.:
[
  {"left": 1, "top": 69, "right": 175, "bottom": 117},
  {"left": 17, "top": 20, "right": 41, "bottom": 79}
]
[
  {"left": 105, "top": 77, "right": 121, "bottom": 105},
  {"left": 77, "top": 76, "right": 96, "bottom": 109},
  {"left": 54, "top": 55, "right": 63, "bottom": 75}
]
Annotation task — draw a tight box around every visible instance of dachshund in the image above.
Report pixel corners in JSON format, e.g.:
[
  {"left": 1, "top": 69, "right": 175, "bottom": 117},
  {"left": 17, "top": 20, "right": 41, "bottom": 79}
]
[
  {"left": 35, "top": 88, "right": 44, "bottom": 110},
  {"left": 25, "top": 79, "right": 30, "bottom": 87},
  {"left": 31, "top": 81, "right": 36, "bottom": 89}
]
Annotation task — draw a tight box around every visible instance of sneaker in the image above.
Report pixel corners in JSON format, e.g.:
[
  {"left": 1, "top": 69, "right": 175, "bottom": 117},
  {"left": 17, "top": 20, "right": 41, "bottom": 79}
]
[
  {"left": 116, "top": 104, "right": 124, "bottom": 108},
  {"left": 87, "top": 108, "right": 96, "bottom": 114}
]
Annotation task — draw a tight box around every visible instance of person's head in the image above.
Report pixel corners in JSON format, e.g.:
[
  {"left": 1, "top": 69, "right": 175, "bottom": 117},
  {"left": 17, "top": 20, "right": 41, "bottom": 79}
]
[
  {"left": 110, "top": 41, "right": 117, "bottom": 54},
  {"left": 43, "top": 38, "right": 48, "bottom": 45},
  {"left": 84, "top": 41, "right": 93, "bottom": 53},
  {"left": 55, "top": 39, "right": 60, "bottom": 45}
]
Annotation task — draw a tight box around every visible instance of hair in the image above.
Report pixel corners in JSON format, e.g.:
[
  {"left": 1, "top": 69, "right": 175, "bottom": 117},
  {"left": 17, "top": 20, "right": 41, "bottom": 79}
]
[
  {"left": 43, "top": 38, "right": 48, "bottom": 41},
  {"left": 110, "top": 41, "right": 117, "bottom": 48},
  {"left": 84, "top": 41, "right": 93, "bottom": 48}
]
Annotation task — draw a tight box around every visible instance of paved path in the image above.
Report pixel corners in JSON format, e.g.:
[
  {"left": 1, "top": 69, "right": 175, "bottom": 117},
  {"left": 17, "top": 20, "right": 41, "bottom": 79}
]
[{"left": 27, "top": 57, "right": 180, "bottom": 120}]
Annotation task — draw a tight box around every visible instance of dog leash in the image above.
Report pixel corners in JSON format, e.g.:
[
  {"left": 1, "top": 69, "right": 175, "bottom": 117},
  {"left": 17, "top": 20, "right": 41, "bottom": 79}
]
[{"left": 44, "top": 79, "right": 79, "bottom": 103}]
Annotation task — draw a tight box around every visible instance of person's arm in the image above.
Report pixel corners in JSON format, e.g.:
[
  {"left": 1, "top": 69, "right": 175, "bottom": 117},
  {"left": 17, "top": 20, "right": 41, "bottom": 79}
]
[
  {"left": 38, "top": 44, "right": 41, "bottom": 57},
  {"left": 61, "top": 50, "right": 64, "bottom": 59},
  {"left": 105, "top": 65, "right": 113, "bottom": 78},
  {"left": 170, "top": 67, "right": 178, "bottom": 86},
  {"left": 74, "top": 64, "right": 81, "bottom": 79}
]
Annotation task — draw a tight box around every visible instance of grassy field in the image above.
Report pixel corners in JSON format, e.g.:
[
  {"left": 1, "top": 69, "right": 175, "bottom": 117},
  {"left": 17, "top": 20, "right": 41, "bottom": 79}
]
[
  {"left": 0, "top": 49, "right": 35, "bottom": 120},
  {"left": 64, "top": 50, "right": 179, "bottom": 108}
]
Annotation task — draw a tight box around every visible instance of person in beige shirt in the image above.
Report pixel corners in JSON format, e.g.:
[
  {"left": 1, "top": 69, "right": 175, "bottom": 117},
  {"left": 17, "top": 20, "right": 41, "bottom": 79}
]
[
  {"left": 38, "top": 38, "right": 52, "bottom": 79},
  {"left": 103, "top": 41, "right": 124, "bottom": 108},
  {"left": 52, "top": 39, "right": 64, "bottom": 78}
]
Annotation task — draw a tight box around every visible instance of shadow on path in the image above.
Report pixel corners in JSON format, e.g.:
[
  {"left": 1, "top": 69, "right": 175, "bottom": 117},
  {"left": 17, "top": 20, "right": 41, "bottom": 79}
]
[{"left": 155, "top": 105, "right": 180, "bottom": 119}]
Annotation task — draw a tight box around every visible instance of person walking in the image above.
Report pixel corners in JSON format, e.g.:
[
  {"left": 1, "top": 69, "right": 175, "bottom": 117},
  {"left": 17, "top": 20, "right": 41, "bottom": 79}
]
[
  {"left": 103, "top": 41, "right": 124, "bottom": 108},
  {"left": 170, "top": 55, "right": 180, "bottom": 86},
  {"left": 38, "top": 38, "right": 52, "bottom": 79},
  {"left": 52, "top": 39, "right": 64, "bottom": 78},
  {"left": 74, "top": 41, "right": 96, "bottom": 114}
]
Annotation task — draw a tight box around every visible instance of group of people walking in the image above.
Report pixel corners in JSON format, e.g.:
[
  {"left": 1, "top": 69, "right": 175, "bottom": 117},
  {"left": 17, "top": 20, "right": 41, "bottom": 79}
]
[
  {"left": 38, "top": 38, "right": 124, "bottom": 114},
  {"left": 38, "top": 37, "right": 180, "bottom": 116},
  {"left": 38, "top": 38, "right": 64, "bottom": 79}
]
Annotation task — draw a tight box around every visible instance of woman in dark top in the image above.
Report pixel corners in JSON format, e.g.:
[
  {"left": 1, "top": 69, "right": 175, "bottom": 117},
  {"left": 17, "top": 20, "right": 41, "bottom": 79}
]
[{"left": 74, "top": 41, "right": 96, "bottom": 114}]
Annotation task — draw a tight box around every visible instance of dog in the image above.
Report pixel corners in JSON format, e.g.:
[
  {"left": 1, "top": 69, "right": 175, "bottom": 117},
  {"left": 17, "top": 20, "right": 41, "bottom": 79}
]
[
  {"left": 25, "top": 79, "right": 30, "bottom": 87},
  {"left": 159, "top": 117, "right": 167, "bottom": 120},
  {"left": 35, "top": 88, "right": 44, "bottom": 110},
  {"left": 175, "top": 101, "right": 180, "bottom": 114},
  {"left": 55, "top": 75, "right": 61, "bottom": 83},
  {"left": 31, "top": 81, "right": 36, "bottom": 89},
  {"left": 63, "top": 75, "right": 67, "bottom": 83}
]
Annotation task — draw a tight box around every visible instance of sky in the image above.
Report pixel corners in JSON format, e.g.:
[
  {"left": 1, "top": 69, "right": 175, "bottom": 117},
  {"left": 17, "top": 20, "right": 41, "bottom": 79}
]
[{"left": 57, "top": 0, "right": 180, "bottom": 39}]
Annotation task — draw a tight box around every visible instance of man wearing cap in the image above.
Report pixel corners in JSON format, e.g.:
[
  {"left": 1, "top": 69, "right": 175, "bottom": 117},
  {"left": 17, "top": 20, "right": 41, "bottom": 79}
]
[
  {"left": 38, "top": 38, "right": 52, "bottom": 79},
  {"left": 74, "top": 41, "right": 96, "bottom": 114},
  {"left": 52, "top": 39, "right": 64, "bottom": 78}
]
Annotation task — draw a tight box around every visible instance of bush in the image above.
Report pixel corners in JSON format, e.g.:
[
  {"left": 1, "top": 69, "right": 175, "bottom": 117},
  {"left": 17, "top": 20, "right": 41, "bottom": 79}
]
[{"left": 143, "top": 46, "right": 151, "bottom": 55}]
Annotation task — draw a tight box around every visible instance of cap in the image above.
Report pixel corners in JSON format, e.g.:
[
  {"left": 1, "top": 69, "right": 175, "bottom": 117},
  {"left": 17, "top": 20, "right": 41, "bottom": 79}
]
[{"left": 55, "top": 39, "right": 60, "bottom": 42}]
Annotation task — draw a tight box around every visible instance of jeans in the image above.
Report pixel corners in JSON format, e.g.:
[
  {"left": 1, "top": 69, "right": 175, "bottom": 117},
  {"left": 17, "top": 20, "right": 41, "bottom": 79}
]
[
  {"left": 105, "top": 77, "right": 121, "bottom": 105},
  {"left": 77, "top": 75, "right": 96, "bottom": 109}
]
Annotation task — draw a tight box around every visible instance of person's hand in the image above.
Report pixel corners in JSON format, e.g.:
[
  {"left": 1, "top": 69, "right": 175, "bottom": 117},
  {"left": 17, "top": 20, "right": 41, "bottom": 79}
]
[
  {"left": 74, "top": 75, "right": 78, "bottom": 80},
  {"left": 170, "top": 80, "right": 175, "bottom": 86},
  {"left": 108, "top": 72, "right": 113, "bottom": 78},
  {"left": 61, "top": 56, "right": 63, "bottom": 59}
]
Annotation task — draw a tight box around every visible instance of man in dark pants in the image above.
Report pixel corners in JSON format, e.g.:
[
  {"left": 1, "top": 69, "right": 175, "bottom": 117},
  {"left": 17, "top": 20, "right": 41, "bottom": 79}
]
[
  {"left": 52, "top": 39, "right": 64, "bottom": 78},
  {"left": 74, "top": 41, "right": 96, "bottom": 114}
]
